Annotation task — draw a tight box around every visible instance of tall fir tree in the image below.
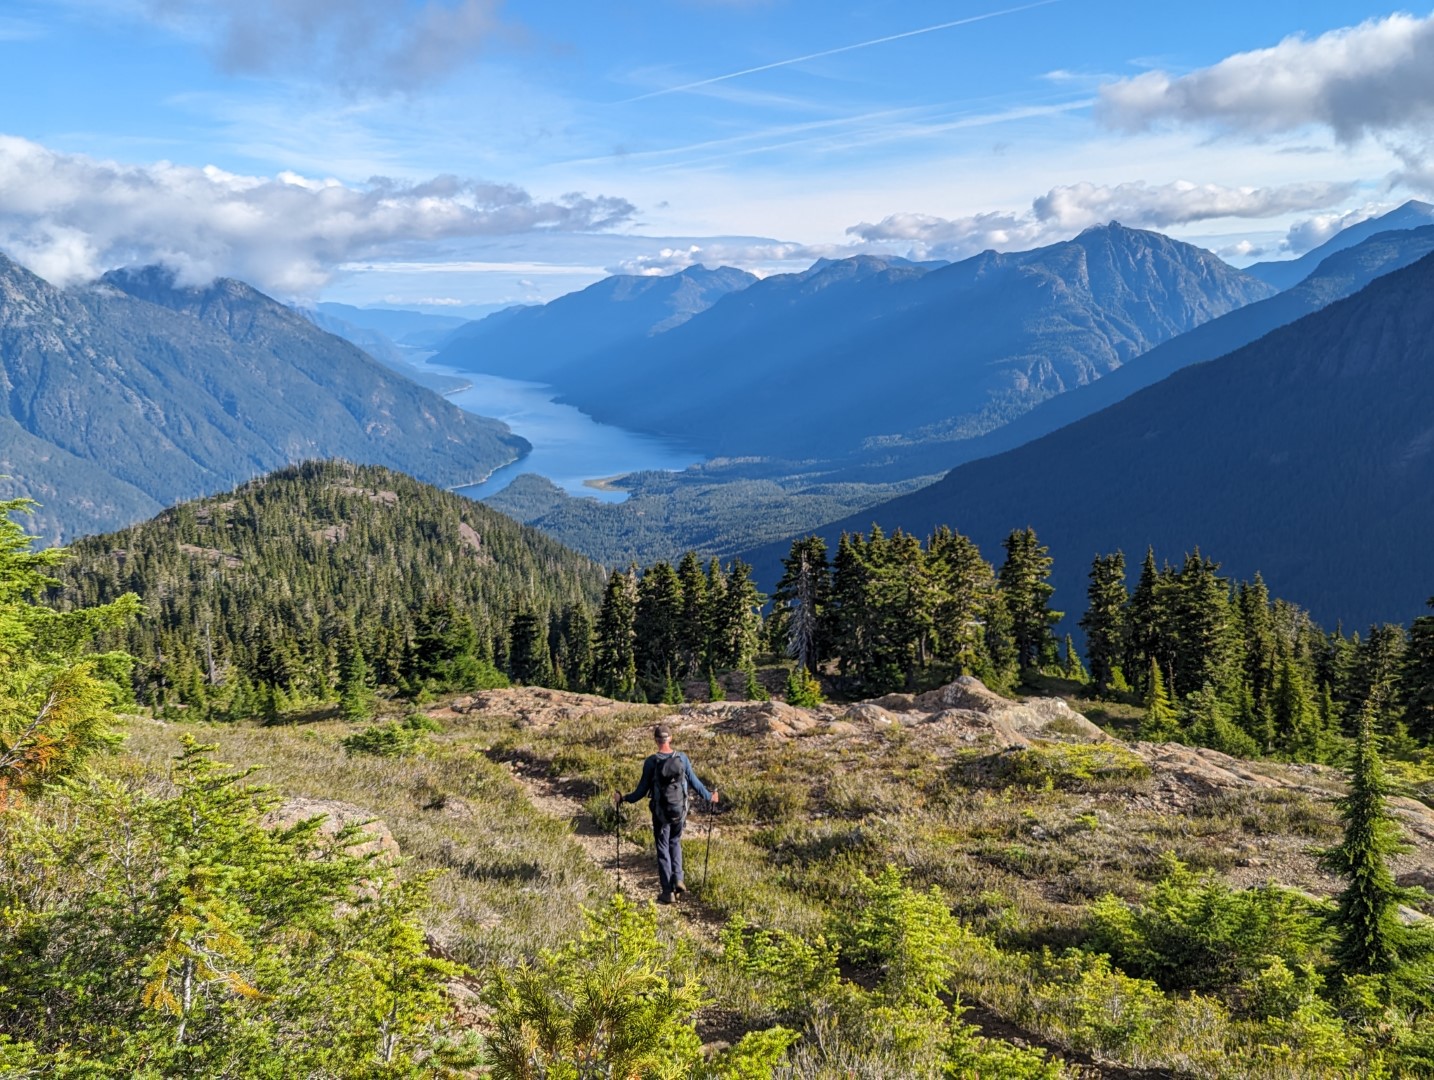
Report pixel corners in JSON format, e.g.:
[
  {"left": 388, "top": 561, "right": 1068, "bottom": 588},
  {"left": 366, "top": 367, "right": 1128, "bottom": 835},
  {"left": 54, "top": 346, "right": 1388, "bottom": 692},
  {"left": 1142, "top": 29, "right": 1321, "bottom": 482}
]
[
  {"left": 1140, "top": 657, "right": 1179, "bottom": 742},
  {"left": 1079, "top": 551, "right": 1128, "bottom": 696},
  {"left": 773, "top": 537, "right": 831, "bottom": 674},
  {"left": 508, "top": 609, "right": 553, "bottom": 687},
  {"left": 557, "top": 603, "right": 595, "bottom": 693},
  {"left": 711, "top": 560, "right": 765, "bottom": 672},
  {"left": 1125, "top": 548, "right": 1170, "bottom": 694},
  {"left": 593, "top": 569, "right": 639, "bottom": 700},
  {"left": 997, "top": 527, "right": 1061, "bottom": 671},
  {"left": 634, "top": 562, "right": 684, "bottom": 698},
  {"left": 335, "top": 620, "right": 375, "bottom": 722},
  {"left": 927, "top": 526, "right": 998, "bottom": 677},
  {"left": 1236, "top": 575, "right": 1278, "bottom": 750},
  {"left": 1319, "top": 696, "right": 1428, "bottom": 978},
  {"left": 675, "top": 551, "right": 710, "bottom": 677}
]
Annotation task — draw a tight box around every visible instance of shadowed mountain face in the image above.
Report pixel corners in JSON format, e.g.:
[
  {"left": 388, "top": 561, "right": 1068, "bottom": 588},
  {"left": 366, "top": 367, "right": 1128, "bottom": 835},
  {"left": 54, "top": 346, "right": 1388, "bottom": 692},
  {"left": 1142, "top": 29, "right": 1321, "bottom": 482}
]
[
  {"left": 431, "top": 264, "right": 759, "bottom": 382},
  {"left": 518, "top": 225, "right": 1276, "bottom": 459},
  {"left": 1244, "top": 200, "right": 1434, "bottom": 290},
  {"left": 876, "top": 223, "right": 1434, "bottom": 480},
  {"left": 0, "top": 259, "right": 527, "bottom": 541},
  {"left": 746, "top": 251, "right": 1434, "bottom": 631}
]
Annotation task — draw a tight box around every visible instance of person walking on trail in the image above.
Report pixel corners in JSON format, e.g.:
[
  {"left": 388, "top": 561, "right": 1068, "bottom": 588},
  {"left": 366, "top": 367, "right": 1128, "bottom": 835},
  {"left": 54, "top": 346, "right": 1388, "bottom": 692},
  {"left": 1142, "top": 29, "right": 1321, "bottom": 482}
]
[{"left": 612, "top": 724, "right": 718, "bottom": 905}]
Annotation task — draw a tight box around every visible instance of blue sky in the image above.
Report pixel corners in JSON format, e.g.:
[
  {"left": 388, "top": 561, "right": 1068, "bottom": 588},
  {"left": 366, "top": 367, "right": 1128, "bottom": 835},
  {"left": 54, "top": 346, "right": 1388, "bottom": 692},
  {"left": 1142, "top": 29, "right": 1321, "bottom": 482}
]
[{"left": 2, "top": 1, "right": 1431, "bottom": 312}]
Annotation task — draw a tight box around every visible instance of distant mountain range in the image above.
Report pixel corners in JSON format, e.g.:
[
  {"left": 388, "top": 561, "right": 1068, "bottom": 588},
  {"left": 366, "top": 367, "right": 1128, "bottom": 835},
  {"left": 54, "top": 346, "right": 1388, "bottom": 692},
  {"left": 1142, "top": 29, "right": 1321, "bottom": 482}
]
[
  {"left": 441, "top": 224, "right": 1277, "bottom": 461},
  {"left": 748, "top": 249, "right": 1434, "bottom": 631},
  {"left": 0, "top": 259, "right": 527, "bottom": 540},
  {"left": 1244, "top": 199, "right": 1434, "bottom": 290},
  {"left": 431, "top": 264, "right": 758, "bottom": 382}
]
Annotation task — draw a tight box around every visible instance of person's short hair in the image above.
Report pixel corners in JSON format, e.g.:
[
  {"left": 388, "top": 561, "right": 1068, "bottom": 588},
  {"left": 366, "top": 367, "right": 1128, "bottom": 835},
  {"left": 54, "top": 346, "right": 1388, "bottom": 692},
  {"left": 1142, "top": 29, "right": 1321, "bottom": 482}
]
[{"left": 652, "top": 724, "right": 671, "bottom": 743}]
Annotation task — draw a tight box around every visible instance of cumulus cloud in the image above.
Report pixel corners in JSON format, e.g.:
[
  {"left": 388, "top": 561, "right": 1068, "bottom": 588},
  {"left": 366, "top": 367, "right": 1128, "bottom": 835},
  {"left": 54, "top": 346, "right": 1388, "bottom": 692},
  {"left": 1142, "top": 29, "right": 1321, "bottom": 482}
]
[
  {"left": 847, "top": 179, "right": 1356, "bottom": 261},
  {"left": 607, "top": 240, "right": 842, "bottom": 276},
  {"left": 146, "top": 0, "right": 510, "bottom": 91},
  {"left": 0, "top": 135, "right": 635, "bottom": 294},
  {"left": 1097, "top": 12, "right": 1434, "bottom": 141}
]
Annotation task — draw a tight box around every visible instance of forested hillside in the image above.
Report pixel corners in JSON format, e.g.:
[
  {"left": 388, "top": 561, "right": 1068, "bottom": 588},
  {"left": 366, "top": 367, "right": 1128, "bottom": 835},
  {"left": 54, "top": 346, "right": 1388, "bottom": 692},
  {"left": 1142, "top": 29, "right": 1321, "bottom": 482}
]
[
  {"left": 48, "top": 461, "right": 607, "bottom": 716},
  {"left": 756, "top": 249, "right": 1434, "bottom": 632},
  {"left": 0, "top": 258, "right": 527, "bottom": 541}
]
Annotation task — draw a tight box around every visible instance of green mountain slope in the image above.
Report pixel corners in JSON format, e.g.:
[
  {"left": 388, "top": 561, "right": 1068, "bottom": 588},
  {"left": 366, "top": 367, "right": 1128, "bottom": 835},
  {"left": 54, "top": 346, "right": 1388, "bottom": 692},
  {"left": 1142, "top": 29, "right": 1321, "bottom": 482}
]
[
  {"left": 0, "top": 257, "right": 528, "bottom": 540},
  {"left": 49, "top": 460, "right": 608, "bottom": 706},
  {"left": 747, "top": 251, "right": 1434, "bottom": 631}
]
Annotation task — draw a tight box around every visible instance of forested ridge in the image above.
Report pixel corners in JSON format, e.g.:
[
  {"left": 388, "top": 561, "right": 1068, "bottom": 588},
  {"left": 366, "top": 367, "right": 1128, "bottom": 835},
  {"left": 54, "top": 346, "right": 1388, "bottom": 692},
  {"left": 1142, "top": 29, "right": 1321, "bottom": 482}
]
[{"left": 48, "top": 461, "right": 608, "bottom": 716}]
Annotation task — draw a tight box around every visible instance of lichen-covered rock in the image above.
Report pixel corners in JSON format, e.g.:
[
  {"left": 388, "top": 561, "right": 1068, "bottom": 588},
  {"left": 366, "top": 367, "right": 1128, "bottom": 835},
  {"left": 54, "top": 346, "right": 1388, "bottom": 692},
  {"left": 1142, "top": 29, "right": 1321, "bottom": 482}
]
[{"left": 262, "top": 798, "right": 400, "bottom": 863}]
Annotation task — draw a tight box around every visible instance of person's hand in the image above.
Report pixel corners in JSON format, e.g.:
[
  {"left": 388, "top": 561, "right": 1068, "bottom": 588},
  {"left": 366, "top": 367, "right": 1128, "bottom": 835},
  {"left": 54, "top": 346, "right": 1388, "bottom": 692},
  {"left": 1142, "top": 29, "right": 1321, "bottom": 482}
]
[
  {"left": 710, "top": 790, "right": 720, "bottom": 805},
  {"left": 611, "top": 791, "right": 622, "bottom": 808}
]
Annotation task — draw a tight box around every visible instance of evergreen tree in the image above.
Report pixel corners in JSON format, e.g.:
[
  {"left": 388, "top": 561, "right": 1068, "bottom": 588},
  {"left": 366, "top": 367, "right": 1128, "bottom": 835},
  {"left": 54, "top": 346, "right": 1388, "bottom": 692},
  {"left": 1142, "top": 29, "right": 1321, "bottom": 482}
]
[
  {"left": 774, "top": 537, "right": 830, "bottom": 674},
  {"left": 508, "top": 609, "right": 553, "bottom": 687},
  {"left": 1319, "top": 697, "right": 1429, "bottom": 978},
  {"left": 1062, "top": 633, "right": 1088, "bottom": 683},
  {"left": 1169, "top": 550, "right": 1237, "bottom": 699},
  {"left": 927, "top": 526, "right": 998, "bottom": 677},
  {"left": 335, "top": 621, "right": 375, "bottom": 723},
  {"left": 1079, "top": 551, "right": 1127, "bottom": 696},
  {"left": 1125, "top": 548, "right": 1169, "bottom": 694},
  {"left": 1236, "top": 575, "right": 1278, "bottom": 750},
  {"left": 743, "top": 660, "right": 768, "bottom": 702},
  {"left": 1347, "top": 624, "right": 1408, "bottom": 738},
  {"left": 1403, "top": 597, "right": 1434, "bottom": 741},
  {"left": 593, "top": 569, "right": 639, "bottom": 700},
  {"left": 557, "top": 603, "right": 596, "bottom": 693},
  {"left": 634, "top": 561, "right": 684, "bottom": 698},
  {"left": 1271, "top": 654, "right": 1322, "bottom": 761},
  {"left": 711, "top": 560, "right": 764, "bottom": 673},
  {"left": 997, "top": 528, "right": 1061, "bottom": 671},
  {"left": 702, "top": 558, "right": 728, "bottom": 673},
  {"left": 675, "top": 551, "right": 710, "bottom": 677},
  {"left": 1139, "top": 657, "right": 1179, "bottom": 742}
]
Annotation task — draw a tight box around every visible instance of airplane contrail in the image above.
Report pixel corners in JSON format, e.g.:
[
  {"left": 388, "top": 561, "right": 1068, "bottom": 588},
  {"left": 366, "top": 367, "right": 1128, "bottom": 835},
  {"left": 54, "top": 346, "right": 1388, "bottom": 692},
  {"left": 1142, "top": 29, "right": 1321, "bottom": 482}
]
[{"left": 622, "top": 0, "right": 1063, "bottom": 104}]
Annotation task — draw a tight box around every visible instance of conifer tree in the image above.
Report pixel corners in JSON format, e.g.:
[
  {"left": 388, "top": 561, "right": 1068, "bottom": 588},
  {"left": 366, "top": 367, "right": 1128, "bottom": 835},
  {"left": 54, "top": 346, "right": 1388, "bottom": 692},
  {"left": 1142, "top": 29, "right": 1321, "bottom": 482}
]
[
  {"left": 1062, "top": 633, "right": 1088, "bottom": 683},
  {"left": 1125, "top": 548, "right": 1171, "bottom": 693},
  {"left": 1079, "top": 551, "right": 1127, "bottom": 696},
  {"left": 702, "top": 557, "right": 728, "bottom": 672},
  {"left": 675, "top": 551, "right": 710, "bottom": 677},
  {"left": 1140, "top": 657, "right": 1179, "bottom": 742},
  {"left": 594, "top": 569, "right": 639, "bottom": 700},
  {"left": 1236, "top": 576, "right": 1278, "bottom": 747},
  {"left": 1319, "top": 697, "right": 1427, "bottom": 977},
  {"left": 928, "top": 526, "right": 997, "bottom": 676},
  {"left": 1347, "top": 624, "right": 1408, "bottom": 738},
  {"left": 634, "top": 561, "right": 684, "bottom": 698},
  {"left": 557, "top": 603, "right": 596, "bottom": 693},
  {"left": 1169, "top": 550, "right": 1237, "bottom": 699},
  {"left": 508, "top": 610, "right": 553, "bottom": 687},
  {"left": 712, "top": 560, "right": 764, "bottom": 672},
  {"left": 1271, "top": 654, "right": 1323, "bottom": 761},
  {"left": 335, "top": 622, "right": 375, "bottom": 722},
  {"left": 997, "top": 528, "right": 1061, "bottom": 671},
  {"left": 1403, "top": 597, "right": 1434, "bottom": 741},
  {"left": 774, "top": 537, "right": 830, "bottom": 674}
]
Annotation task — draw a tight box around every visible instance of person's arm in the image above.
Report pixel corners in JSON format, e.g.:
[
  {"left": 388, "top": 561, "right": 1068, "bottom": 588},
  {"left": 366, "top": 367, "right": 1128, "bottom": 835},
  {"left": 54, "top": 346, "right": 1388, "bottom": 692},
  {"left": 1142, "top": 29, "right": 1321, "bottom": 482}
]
[
  {"left": 681, "top": 754, "right": 714, "bottom": 803},
  {"left": 621, "top": 756, "right": 655, "bottom": 804}
]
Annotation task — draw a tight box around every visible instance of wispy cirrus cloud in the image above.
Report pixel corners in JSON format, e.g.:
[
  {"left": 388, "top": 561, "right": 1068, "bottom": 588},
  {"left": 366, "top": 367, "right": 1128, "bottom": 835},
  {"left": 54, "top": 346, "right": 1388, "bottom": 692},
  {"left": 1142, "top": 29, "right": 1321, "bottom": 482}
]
[
  {"left": 0, "top": 134, "right": 634, "bottom": 293},
  {"left": 622, "top": 0, "right": 1061, "bottom": 102},
  {"left": 1096, "top": 12, "right": 1434, "bottom": 141},
  {"left": 847, "top": 179, "right": 1357, "bottom": 260}
]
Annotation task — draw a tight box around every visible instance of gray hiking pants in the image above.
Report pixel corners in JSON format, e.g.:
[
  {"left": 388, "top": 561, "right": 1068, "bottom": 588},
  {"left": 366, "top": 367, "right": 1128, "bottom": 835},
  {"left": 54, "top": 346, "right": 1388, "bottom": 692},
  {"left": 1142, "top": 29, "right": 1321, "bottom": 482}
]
[{"left": 652, "top": 812, "right": 686, "bottom": 894}]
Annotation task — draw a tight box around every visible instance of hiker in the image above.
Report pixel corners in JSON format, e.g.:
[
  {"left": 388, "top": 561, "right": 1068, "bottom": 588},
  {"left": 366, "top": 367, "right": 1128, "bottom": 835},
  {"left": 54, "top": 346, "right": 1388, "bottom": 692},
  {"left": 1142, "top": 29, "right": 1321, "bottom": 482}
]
[{"left": 612, "top": 724, "right": 718, "bottom": 904}]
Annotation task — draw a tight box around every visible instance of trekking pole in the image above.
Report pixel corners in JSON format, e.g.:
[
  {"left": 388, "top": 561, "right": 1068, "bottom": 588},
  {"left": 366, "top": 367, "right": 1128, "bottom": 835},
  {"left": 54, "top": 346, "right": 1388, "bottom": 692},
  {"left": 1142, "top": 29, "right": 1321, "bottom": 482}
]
[
  {"left": 614, "top": 798, "right": 622, "bottom": 881},
  {"left": 701, "top": 793, "right": 716, "bottom": 894}
]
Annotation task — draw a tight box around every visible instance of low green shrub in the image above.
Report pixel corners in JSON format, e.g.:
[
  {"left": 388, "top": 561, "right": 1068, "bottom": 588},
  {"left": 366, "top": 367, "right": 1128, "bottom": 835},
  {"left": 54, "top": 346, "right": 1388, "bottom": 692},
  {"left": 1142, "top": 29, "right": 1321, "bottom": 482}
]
[
  {"left": 980, "top": 742, "right": 1151, "bottom": 791},
  {"left": 1086, "top": 855, "right": 1330, "bottom": 992}
]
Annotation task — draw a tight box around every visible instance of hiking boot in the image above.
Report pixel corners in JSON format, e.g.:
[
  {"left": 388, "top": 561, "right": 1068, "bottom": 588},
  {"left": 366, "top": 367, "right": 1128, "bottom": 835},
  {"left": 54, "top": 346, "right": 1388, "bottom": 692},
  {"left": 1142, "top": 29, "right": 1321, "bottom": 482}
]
[
  {"left": 673, "top": 881, "right": 687, "bottom": 896},
  {"left": 657, "top": 892, "right": 674, "bottom": 905}
]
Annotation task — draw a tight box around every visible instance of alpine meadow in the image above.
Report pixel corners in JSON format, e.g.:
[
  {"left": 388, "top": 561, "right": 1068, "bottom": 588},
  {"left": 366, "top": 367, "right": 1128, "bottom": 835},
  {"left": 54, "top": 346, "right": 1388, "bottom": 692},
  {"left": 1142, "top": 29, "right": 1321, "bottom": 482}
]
[{"left": 4, "top": 3, "right": 1434, "bottom": 1078}]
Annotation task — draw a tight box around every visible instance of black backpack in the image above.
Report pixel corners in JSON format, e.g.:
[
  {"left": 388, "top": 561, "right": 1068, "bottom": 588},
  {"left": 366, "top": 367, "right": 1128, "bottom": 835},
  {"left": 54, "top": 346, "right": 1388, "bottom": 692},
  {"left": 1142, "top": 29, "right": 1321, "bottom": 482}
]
[{"left": 654, "top": 753, "right": 688, "bottom": 824}]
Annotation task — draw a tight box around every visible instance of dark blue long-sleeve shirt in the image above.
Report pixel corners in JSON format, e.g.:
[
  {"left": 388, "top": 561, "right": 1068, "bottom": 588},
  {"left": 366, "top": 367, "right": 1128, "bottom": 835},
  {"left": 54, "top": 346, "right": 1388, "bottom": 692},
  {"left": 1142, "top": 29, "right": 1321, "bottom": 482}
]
[{"left": 621, "top": 751, "right": 712, "bottom": 806}]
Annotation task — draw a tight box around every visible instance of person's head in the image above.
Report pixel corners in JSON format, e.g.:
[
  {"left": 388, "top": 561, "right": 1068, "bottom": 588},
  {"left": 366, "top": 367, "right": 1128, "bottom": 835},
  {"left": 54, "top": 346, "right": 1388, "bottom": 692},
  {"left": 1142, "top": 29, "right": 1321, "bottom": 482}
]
[{"left": 652, "top": 724, "right": 672, "bottom": 751}]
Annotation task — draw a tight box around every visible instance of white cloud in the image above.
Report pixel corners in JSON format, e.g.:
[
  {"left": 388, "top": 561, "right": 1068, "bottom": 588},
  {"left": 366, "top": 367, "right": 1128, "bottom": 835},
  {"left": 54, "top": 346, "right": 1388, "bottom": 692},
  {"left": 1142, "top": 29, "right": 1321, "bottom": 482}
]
[
  {"left": 846, "top": 179, "right": 1356, "bottom": 260},
  {"left": 145, "top": 0, "right": 511, "bottom": 92},
  {"left": 0, "top": 134, "right": 634, "bottom": 294},
  {"left": 607, "top": 240, "right": 842, "bottom": 275},
  {"left": 1097, "top": 12, "right": 1434, "bottom": 142}
]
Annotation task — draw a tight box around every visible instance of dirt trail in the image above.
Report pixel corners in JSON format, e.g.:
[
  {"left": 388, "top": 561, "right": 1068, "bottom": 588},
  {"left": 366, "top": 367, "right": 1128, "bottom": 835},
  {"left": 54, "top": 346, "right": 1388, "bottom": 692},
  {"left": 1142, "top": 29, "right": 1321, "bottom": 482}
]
[{"left": 497, "top": 754, "right": 729, "bottom": 939}]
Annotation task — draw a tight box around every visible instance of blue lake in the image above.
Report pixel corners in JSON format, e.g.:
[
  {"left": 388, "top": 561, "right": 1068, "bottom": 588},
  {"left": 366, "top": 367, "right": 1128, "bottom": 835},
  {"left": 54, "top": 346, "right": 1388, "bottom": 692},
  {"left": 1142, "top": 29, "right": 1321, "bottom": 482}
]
[{"left": 414, "top": 360, "right": 700, "bottom": 503}]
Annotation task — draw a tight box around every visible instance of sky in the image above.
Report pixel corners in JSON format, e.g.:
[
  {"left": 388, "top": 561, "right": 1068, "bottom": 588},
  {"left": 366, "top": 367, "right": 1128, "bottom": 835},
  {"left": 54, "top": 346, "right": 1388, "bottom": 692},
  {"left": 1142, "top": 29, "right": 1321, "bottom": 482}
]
[{"left": 2, "top": 1, "right": 1432, "bottom": 313}]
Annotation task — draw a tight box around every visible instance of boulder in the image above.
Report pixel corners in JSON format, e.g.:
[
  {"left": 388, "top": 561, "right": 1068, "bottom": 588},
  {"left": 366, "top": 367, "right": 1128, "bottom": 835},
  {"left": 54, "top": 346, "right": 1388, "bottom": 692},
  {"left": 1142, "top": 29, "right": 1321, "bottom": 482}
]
[{"left": 263, "top": 797, "right": 400, "bottom": 863}]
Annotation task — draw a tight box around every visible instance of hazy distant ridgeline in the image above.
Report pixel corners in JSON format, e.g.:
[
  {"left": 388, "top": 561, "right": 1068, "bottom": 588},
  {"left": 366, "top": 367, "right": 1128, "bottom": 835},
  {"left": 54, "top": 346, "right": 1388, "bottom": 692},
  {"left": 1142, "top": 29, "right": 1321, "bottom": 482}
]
[
  {"left": 446, "top": 224, "right": 1277, "bottom": 460},
  {"left": 0, "top": 258, "right": 528, "bottom": 541},
  {"left": 750, "top": 250, "right": 1434, "bottom": 632}
]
